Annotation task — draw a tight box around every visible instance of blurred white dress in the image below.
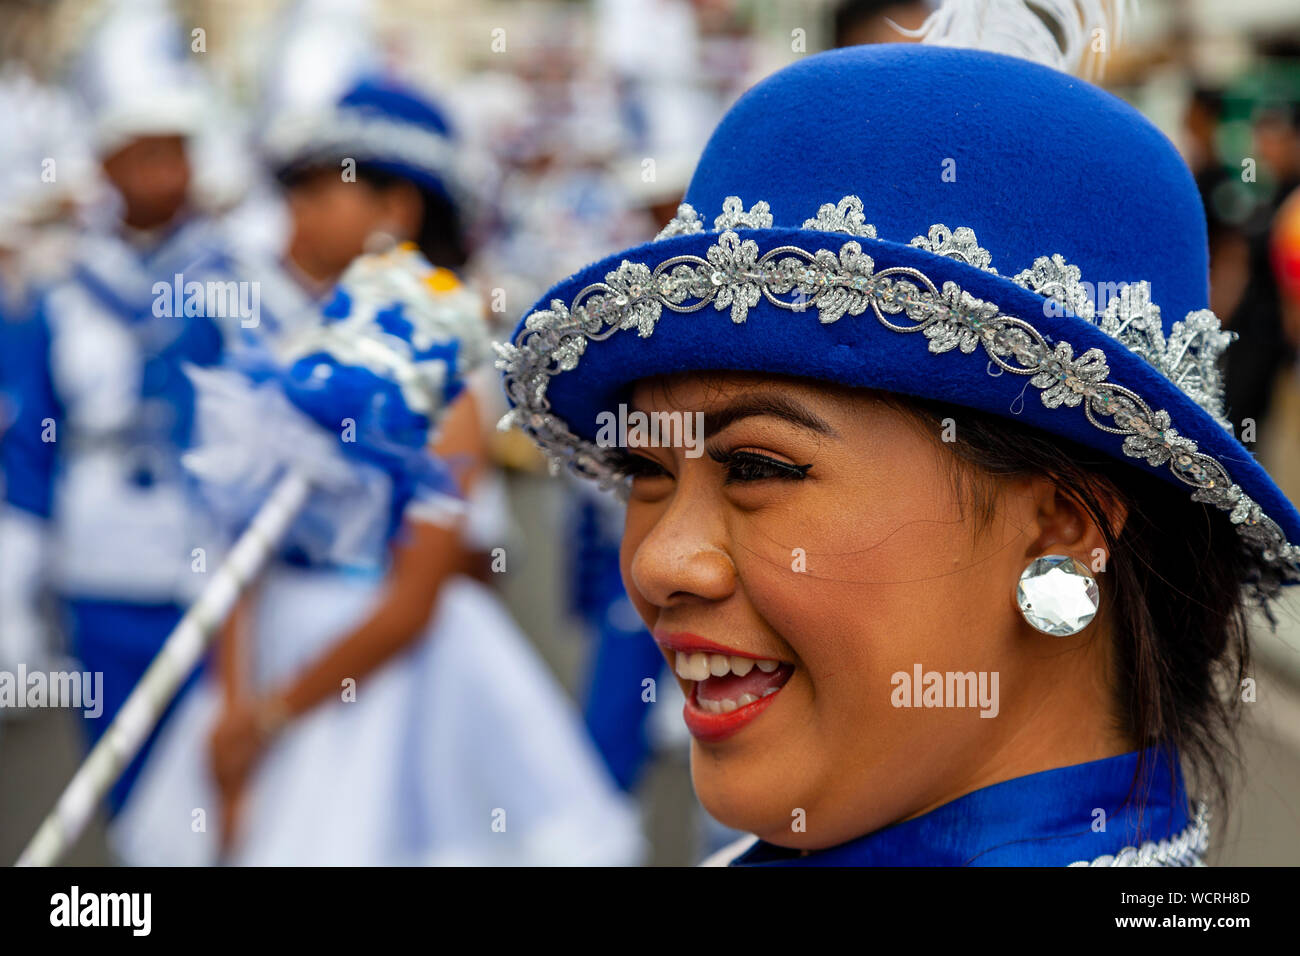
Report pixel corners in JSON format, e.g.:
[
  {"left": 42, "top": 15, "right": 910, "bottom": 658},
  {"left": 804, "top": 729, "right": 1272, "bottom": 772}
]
[{"left": 111, "top": 472, "right": 646, "bottom": 867}]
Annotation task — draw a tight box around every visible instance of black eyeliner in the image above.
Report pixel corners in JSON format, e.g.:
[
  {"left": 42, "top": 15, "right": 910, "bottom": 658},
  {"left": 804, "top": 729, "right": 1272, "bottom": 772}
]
[{"left": 706, "top": 446, "right": 812, "bottom": 482}]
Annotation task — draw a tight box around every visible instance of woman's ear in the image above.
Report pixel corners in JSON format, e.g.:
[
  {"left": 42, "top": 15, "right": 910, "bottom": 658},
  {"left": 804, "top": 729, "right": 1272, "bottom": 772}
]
[{"left": 1021, "top": 476, "right": 1127, "bottom": 571}]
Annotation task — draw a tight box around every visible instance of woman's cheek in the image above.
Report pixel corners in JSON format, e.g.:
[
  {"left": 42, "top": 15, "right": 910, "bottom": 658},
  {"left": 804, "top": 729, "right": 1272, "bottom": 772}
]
[{"left": 736, "top": 493, "right": 993, "bottom": 744}]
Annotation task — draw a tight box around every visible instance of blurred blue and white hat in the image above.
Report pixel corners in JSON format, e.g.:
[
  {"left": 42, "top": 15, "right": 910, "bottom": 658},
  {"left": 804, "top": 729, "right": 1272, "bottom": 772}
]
[
  {"left": 262, "top": 76, "right": 464, "bottom": 213},
  {"left": 72, "top": 0, "right": 208, "bottom": 156}
]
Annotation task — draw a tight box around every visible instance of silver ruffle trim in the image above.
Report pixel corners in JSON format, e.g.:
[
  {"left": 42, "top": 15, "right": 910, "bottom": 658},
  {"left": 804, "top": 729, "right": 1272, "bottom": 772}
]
[
  {"left": 1068, "top": 802, "right": 1211, "bottom": 866},
  {"left": 496, "top": 196, "right": 1300, "bottom": 588}
]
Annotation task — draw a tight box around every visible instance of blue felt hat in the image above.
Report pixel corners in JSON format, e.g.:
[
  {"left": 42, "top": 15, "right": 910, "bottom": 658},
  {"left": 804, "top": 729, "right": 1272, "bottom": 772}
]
[
  {"left": 263, "top": 76, "right": 462, "bottom": 210},
  {"left": 497, "top": 43, "right": 1300, "bottom": 586}
]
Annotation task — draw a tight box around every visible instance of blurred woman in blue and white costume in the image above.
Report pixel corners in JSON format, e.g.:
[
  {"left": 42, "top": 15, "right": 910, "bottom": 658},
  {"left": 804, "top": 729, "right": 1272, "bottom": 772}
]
[
  {"left": 113, "top": 70, "right": 645, "bottom": 866},
  {"left": 0, "top": 3, "right": 239, "bottom": 813}
]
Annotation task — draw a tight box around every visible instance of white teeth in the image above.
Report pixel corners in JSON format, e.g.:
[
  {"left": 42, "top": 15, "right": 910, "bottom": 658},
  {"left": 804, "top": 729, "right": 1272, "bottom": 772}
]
[
  {"left": 696, "top": 689, "right": 771, "bottom": 713},
  {"left": 673, "top": 650, "right": 784, "bottom": 680},
  {"left": 675, "top": 652, "right": 710, "bottom": 681},
  {"left": 688, "top": 652, "right": 711, "bottom": 680}
]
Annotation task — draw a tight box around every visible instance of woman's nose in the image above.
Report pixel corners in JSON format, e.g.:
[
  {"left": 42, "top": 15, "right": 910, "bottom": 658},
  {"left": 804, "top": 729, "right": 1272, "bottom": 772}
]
[{"left": 627, "top": 494, "right": 736, "bottom": 608}]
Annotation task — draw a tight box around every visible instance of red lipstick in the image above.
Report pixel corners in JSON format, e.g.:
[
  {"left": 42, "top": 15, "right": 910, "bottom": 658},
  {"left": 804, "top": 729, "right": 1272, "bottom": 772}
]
[
  {"left": 682, "top": 680, "right": 786, "bottom": 743},
  {"left": 655, "top": 631, "right": 794, "bottom": 743}
]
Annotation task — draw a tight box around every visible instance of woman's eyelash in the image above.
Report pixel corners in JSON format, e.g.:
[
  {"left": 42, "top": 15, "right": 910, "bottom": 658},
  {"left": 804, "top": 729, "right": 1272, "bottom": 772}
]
[
  {"left": 610, "top": 448, "right": 812, "bottom": 484},
  {"left": 612, "top": 450, "right": 670, "bottom": 480},
  {"left": 707, "top": 447, "right": 812, "bottom": 484}
]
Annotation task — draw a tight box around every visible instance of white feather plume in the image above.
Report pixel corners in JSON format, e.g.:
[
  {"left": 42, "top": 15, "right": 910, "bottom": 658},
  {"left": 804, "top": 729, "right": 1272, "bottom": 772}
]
[{"left": 898, "top": 0, "right": 1133, "bottom": 77}]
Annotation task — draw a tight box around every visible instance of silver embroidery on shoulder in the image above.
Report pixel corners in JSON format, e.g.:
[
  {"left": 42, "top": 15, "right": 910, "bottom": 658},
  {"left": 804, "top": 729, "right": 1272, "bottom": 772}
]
[
  {"left": 497, "top": 198, "right": 1300, "bottom": 587},
  {"left": 1068, "top": 803, "right": 1210, "bottom": 867}
]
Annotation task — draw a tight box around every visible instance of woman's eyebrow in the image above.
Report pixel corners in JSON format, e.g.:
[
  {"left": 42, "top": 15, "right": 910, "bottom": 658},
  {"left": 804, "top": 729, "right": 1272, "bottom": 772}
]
[{"left": 626, "top": 392, "right": 839, "bottom": 438}]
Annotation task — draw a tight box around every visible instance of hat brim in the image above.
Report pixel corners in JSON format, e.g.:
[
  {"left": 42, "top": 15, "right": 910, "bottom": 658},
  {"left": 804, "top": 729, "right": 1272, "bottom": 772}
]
[{"left": 500, "top": 225, "right": 1300, "bottom": 585}]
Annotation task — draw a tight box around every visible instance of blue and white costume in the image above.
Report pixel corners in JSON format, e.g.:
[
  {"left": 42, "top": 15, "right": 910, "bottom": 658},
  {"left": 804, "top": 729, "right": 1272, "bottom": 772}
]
[
  {"left": 110, "top": 75, "right": 645, "bottom": 865},
  {"left": 0, "top": 0, "right": 243, "bottom": 812},
  {"left": 703, "top": 749, "right": 1207, "bottom": 866},
  {"left": 111, "top": 266, "right": 645, "bottom": 864},
  {"left": 0, "top": 68, "right": 96, "bottom": 732},
  {"left": 0, "top": 216, "right": 237, "bottom": 811},
  {"left": 112, "top": 467, "right": 646, "bottom": 864}
]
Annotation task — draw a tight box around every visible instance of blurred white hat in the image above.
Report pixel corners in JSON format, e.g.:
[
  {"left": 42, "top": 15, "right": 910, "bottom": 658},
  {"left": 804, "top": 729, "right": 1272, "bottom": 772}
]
[
  {"left": 72, "top": 0, "right": 208, "bottom": 156},
  {"left": 258, "top": 0, "right": 380, "bottom": 121},
  {"left": 0, "top": 66, "right": 96, "bottom": 246}
]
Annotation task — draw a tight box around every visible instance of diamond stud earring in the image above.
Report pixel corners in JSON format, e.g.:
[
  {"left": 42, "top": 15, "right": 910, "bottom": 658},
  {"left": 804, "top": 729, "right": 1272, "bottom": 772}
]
[{"left": 1015, "top": 555, "right": 1099, "bottom": 636}]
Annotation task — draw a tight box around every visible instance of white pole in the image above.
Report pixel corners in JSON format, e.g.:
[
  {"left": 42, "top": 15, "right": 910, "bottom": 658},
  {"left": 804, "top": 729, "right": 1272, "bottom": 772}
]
[{"left": 15, "top": 470, "right": 314, "bottom": 867}]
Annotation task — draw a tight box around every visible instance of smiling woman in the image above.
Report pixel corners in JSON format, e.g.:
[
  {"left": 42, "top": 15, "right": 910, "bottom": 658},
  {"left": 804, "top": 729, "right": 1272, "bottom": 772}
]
[
  {"left": 614, "top": 373, "right": 1128, "bottom": 849},
  {"left": 497, "top": 10, "right": 1297, "bottom": 866}
]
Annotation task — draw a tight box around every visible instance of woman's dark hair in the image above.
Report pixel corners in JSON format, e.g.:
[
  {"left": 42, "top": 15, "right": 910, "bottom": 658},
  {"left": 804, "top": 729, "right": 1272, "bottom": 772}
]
[
  {"left": 894, "top": 394, "right": 1272, "bottom": 827},
  {"left": 276, "top": 161, "right": 469, "bottom": 269}
]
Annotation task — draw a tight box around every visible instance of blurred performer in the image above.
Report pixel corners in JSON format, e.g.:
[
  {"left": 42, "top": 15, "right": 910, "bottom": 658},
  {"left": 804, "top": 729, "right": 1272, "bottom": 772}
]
[
  {"left": 229, "top": 78, "right": 470, "bottom": 340},
  {"left": 1182, "top": 85, "right": 1253, "bottom": 323},
  {"left": 113, "top": 78, "right": 645, "bottom": 865},
  {"left": 1223, "top": 103, "right": 1300, "bottom": 437},
  {"left": 0, "top": 3, "right": 235, "bottom": 812},
  {"left": 0, "top": 66, "right": 96, "bottom": 680},
  {"left": 1259, "top": 160, "right": 1300, "bottom": 502}
]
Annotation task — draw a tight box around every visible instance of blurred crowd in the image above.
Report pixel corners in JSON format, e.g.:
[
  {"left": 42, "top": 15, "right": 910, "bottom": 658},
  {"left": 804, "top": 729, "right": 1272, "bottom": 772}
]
[
  {"left": 1186, "top": 43, "right": 1300, "bottom": 494},
  {"left": 1, "top": 0, "right": 1299, "bottom": 866}
]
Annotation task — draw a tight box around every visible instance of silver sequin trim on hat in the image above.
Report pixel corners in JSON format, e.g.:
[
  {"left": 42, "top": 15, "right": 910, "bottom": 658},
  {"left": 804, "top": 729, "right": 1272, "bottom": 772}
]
[{"left": 496, "top": 196, "right": 1300, "bottom": 586}]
